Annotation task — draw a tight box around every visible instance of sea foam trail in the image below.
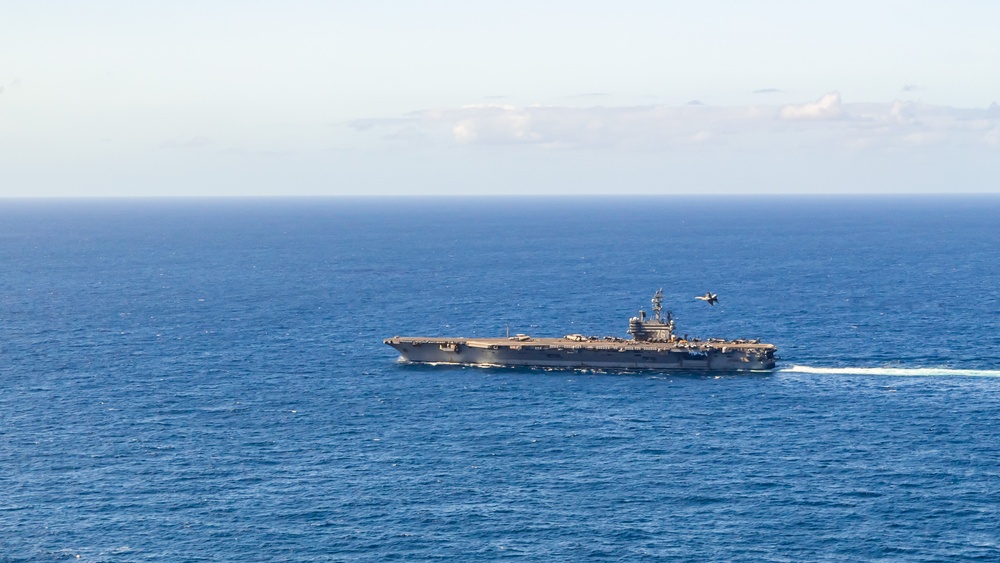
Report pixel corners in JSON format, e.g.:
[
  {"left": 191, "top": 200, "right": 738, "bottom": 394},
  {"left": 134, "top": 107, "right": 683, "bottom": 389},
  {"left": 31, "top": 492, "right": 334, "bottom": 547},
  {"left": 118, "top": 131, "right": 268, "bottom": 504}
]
[{"left": 781, "top": 365, "right": 1000, "bottom": 378}]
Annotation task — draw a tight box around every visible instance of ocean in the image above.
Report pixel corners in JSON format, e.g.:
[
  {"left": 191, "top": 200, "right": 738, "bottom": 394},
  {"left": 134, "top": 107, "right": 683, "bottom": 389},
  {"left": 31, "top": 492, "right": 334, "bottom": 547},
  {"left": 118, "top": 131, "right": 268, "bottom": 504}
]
[{"left": 1, "top": 196, "right": 998, "bottom": 561}]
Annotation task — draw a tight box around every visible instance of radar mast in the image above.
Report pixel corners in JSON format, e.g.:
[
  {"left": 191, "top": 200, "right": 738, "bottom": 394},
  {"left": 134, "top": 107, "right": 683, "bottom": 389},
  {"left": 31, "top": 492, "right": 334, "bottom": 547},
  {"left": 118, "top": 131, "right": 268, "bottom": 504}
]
[{"left": 651, "top": 288, "right": 664, "bottom": 322}]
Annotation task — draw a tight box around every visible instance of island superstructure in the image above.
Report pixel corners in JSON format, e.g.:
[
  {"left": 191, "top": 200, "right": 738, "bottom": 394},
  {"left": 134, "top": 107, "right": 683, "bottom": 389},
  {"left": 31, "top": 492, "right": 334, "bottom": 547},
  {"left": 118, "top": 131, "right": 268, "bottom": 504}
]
[{"left": 384, "top": 290, "right": 777, "bottom": 371}]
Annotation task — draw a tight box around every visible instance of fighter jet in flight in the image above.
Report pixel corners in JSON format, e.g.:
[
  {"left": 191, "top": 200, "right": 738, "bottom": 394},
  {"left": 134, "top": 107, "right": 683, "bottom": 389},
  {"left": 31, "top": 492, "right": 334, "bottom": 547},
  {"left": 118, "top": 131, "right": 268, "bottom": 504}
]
[{"left": 695, "top": 292, "right": 719, "bottom": 306}]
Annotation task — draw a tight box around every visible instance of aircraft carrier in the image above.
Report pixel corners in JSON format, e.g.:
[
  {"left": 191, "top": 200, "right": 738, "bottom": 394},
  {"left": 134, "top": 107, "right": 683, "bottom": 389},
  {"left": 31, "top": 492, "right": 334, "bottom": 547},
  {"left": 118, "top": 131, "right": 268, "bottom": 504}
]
[{"left": 384, "top": 290, "right": 777, "bottom": 371}]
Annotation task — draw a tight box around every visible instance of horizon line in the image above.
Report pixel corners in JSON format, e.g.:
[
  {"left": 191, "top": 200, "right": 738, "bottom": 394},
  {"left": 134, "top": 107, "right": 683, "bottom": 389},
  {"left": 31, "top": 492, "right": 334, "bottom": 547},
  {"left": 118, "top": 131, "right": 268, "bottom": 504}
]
[{"left": 2, "top": 192, "right": 1000, "bottom": 201}]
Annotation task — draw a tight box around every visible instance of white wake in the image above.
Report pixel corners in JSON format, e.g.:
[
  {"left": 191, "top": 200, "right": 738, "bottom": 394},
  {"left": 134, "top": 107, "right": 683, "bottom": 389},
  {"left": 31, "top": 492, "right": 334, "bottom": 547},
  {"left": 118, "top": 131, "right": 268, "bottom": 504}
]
[{"left": 780, "top": 365, "right": 1000, "bottom": 378}]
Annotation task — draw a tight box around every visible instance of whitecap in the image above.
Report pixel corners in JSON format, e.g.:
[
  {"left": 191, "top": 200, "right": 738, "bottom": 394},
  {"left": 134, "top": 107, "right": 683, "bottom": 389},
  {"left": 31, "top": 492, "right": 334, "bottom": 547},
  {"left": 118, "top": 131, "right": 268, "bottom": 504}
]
[{"left": 780, "top": 365, "right": 1000, "bottom": 378}]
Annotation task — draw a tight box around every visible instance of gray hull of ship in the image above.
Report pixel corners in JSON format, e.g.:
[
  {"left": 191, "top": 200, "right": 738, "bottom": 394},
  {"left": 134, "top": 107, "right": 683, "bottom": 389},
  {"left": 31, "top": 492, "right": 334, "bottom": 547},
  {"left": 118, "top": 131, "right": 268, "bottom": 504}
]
[{"left": 384, "top": 338, "right": 776, "bottom": 371}]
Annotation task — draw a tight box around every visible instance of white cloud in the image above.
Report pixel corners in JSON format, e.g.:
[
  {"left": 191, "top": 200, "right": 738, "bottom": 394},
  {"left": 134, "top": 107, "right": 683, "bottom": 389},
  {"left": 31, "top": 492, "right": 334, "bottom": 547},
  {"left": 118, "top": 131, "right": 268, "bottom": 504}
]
[
  {"left": 887, "top": 100, "right": 914, "bottom": 124},
  {"left": 351, "top": 93, "right": 1000, "bottom": 153},
  {"left": 450, "top": 105, "right": 540, "bottom": 144},
  {"left": 778, "top": 92, "right": 843, "bottom": 120},
  {"left": 985, "top": 125, "right": 1000, "bottom": 148}
]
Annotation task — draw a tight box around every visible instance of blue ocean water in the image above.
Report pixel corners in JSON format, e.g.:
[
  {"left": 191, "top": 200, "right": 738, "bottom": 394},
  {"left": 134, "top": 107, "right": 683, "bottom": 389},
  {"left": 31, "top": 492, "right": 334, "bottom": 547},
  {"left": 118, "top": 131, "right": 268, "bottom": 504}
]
[{"left": 0, "top": 196, "right": 998, "bottom": 561}]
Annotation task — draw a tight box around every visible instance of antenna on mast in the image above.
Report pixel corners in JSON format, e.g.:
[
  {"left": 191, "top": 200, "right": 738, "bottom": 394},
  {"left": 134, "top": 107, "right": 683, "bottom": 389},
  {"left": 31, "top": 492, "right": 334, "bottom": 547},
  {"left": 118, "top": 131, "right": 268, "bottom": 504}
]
[{"left": 651, "top": 288, "right": 664, "bottom": 322}]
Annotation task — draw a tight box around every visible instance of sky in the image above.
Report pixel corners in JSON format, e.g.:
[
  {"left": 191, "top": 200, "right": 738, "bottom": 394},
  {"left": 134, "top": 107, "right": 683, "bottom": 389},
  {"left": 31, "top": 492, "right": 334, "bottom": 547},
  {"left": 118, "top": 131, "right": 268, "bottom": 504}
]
[{"left": 2, "top": 1, "right": 999, "bottom": 197}]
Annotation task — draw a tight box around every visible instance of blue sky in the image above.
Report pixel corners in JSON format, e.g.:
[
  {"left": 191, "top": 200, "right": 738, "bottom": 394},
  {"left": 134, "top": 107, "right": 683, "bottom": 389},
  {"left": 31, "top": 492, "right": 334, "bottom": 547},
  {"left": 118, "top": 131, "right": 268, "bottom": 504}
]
[{"left": 2, "top": 1, "right": 999, "bottom": 196}]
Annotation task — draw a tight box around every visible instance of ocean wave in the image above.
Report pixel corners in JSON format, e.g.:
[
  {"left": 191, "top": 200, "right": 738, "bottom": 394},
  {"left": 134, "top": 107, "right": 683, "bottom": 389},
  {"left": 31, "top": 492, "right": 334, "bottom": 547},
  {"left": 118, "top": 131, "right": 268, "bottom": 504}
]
[{"left": 780, "top": 365, "right": 1000, "bottom": 378}]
